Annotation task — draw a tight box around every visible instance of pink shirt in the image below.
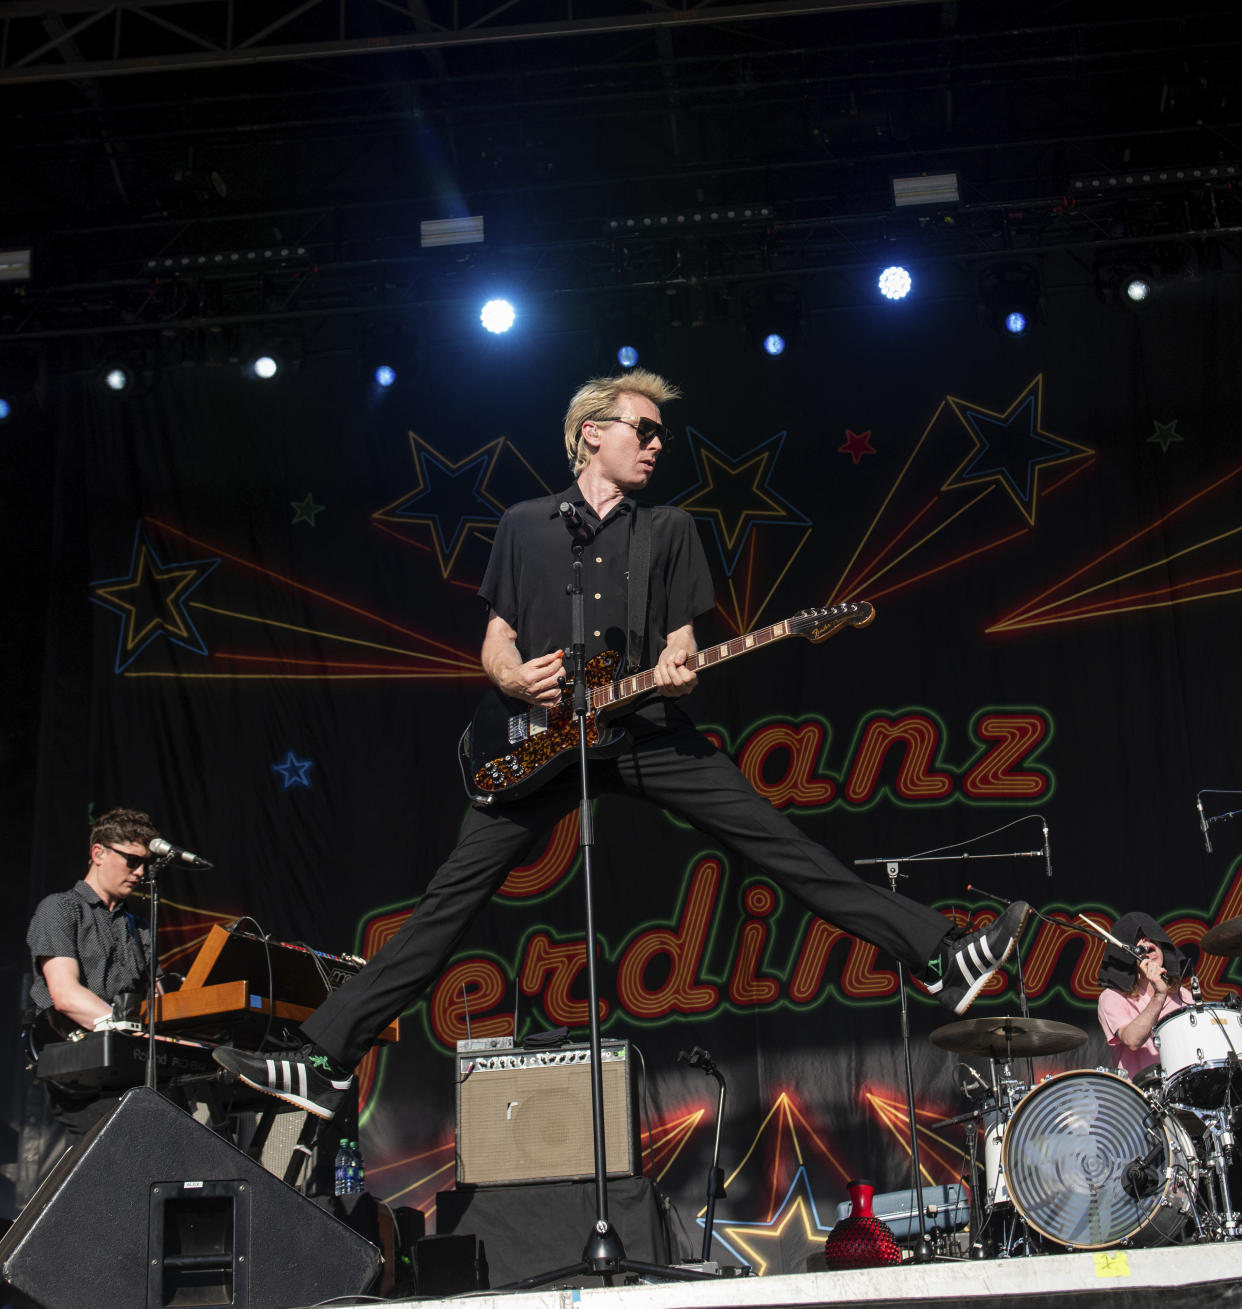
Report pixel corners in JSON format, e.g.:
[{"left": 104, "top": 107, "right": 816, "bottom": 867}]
[{"left": 1097, "top": 986, "right": 1193, "bottom": 1080}]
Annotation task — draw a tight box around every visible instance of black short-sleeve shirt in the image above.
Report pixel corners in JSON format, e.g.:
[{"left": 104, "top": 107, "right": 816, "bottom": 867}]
[
  {"left": 26, "top": 881, "right": 153, "bottom": 1013},
  {"left": 479, "top": 484, "right": 715, "bottom": 670}
]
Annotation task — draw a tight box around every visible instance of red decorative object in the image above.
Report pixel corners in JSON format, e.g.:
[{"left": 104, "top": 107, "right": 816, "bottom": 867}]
[{"left": 823, "top": 1179, "right": 904, "bottom": 1270}]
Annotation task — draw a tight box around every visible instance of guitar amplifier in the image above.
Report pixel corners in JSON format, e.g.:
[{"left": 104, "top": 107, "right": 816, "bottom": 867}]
[{"left": 455, "top": 1040, "right": 639, "bottom": 1185}]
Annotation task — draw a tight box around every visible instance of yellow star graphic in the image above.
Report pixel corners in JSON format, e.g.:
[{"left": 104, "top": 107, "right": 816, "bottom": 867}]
[
  {"left": 678, "top": 447, "right": 790, "bottom": 551},
  {"left": 93, "top": 544, "right": 204, "bottom": 655}
]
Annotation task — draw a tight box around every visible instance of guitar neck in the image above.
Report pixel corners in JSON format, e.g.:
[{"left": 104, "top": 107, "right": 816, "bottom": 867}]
[{"left": 591, "top": 620, "right": 798, "bottom": 712}]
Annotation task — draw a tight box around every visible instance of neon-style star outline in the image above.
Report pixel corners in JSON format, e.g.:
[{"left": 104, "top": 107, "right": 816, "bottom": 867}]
[
  {"left": 942, "top": 376, "right": 1093, "bottom": 526},
  {"left": 713, "top": 1166, "right": 834, "bottom": 1275},
  {"left": 673, "top": 428, "right": 811, "bottom": 575},
  {"left": 90, "top": 524, "right": 220, "bottom": 673},
  {"left": 272, "top": 750, "right": 314, "bottom": 789},
  {"left": 373, "top": 432, "right": 509, "bottom": 579}
]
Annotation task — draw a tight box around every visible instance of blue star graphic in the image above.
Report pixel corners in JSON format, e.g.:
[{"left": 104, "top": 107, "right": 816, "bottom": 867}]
[
  {"left": 272, "top": 751, "right": 314, "bottom": 789},
  {"left": 943, "top": 376, "right": 1094, "bottom": 525},
  {"left": 90, "top": 524, "right": 219, "bottom": 673}
]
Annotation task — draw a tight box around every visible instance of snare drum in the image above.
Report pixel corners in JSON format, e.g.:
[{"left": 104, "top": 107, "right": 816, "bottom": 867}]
[
  {"left": 982, "top": 1111, "right": 1010, "bottom": 1208},
  {"left": 1001, "top": 1069, "right": 1197, "bottom": 1249},
  {"left": 1154, "top": 1005, "right": 1242, "bottom": 1108}
]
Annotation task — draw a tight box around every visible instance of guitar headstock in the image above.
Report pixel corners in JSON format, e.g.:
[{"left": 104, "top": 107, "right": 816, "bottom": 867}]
[{"left": 790, "top": 601, "right": 876, "bottom": 643}]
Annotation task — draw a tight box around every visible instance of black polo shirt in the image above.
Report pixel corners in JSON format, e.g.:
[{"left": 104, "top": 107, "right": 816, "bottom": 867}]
[
  {"left": 479, "top": 484, "right": 715, "bottom": 716},
  {"left": 27, "top": 880, "right": 152, "bottom": 1013}
]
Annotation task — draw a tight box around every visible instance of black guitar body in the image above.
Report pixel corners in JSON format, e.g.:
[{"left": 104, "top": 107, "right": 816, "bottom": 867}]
[{"left": 457, "top": 649, "right": 632, "bottom": 804}]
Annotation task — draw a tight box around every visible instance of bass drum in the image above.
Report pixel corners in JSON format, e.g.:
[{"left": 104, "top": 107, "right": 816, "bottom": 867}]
[{"left": 1001, "top": 1070, "right": 1198, "bottom": 1250}]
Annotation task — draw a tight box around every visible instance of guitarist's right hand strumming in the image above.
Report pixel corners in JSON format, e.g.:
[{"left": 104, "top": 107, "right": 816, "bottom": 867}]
[{"left": 481, "top": 610, "right": 565, "bottom": 707}]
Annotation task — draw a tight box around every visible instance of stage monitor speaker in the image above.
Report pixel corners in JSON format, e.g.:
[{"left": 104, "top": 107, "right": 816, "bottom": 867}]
[
  {"left": 456, "top": 1039, "right": 638, "bottom": 1185},
  {"left": 0, "top": 1086, "right": 381, "bottom": 1309}
]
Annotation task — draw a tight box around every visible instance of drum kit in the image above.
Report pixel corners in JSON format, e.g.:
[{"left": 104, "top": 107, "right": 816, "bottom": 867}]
[{"left": 929, "top": 917, "right": 1242, "bottom": 1255}]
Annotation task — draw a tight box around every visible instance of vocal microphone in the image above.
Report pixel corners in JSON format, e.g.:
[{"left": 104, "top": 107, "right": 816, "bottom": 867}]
[
  {"left": 558, "top": 501, "right": 594, "bottom": 539},
  {"left": 1197, "top": 798, "right": 1214, "bottom": 855},
  {"left": 678, "top": 1045, "right": 720, "bottom": 1077},
  {"left": 1042, "top": 822, "right": 1052, "bottom": 878},
  {"left": 149, "top": 837, "right": 214, "bottom": 870}
]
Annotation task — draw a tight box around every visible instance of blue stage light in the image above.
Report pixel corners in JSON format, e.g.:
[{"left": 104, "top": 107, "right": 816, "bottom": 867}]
[
  {"left": 374, "top": 364, "right": 397, "bottom": 388},
  {"left": 762, "top": 333, "right": 787, "bottom": 357},
  {"left": 0, "top": 397, "right": 11, "bottom": 422},
  {"left": 103, "top": 366, "right": 131, "bottom": 393},
  {"left": 480, "top": 299, "right": 516, "bottom": 334},
  {"left": 617, "top": 346, "right": 639, "bottom": 368},
  {"left": 1003, "top": 311, "right": 1028, "bottom": 336},
  {"left": 878, "top": 266, "right": 912, "bottom": 300}
]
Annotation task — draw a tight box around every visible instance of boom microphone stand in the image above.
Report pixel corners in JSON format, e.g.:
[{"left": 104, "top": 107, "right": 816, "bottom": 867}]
[
  {"left": 506, "top": 510, "right": 713, "bottom": 1291},
  {"left": 856, "top": 816, "right": 1048, "bottom": 1260}
]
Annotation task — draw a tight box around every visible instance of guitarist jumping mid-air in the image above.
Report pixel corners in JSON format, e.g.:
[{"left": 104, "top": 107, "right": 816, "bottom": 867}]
[{"left": 214, "top": 368, "right": 1029, "bottom": 1118}]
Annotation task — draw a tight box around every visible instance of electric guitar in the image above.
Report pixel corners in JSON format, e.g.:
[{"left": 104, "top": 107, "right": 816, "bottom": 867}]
[{"left": 457, "top": 600, "right": 875, "bottom": 804}]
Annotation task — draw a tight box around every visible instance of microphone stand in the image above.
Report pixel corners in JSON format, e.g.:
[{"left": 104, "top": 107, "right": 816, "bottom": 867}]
[
  {"left": 856, "top": 823, "right": 1045, "bottom": 1261},
  {"left": 679, "top": 1047, "right": 728, "bottom": 1261},
  {"left": 506, "top": 515, "right": 712, "bottom": 1291},
  {"left": 144, "top": 850, "right": 174, "bottom": 1092}
]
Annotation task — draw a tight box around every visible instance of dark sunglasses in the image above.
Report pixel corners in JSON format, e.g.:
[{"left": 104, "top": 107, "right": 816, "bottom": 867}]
[
  {"left": 593, "top": 415, "right": 675, "bottom": 447},
  {"left": 102, "top": 844, "right": 150, "bottom": 870}
]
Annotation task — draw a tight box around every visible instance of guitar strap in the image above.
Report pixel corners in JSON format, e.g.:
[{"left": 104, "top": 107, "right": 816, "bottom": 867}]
[{"left": 626, "top": 504, "right": 652, "bottom": 671}]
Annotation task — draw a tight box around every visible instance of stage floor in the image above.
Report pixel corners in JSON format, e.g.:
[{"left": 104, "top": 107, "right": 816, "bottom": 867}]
[{"left": 299, "top": 1243, "right": 1242, "bottom": 1309}]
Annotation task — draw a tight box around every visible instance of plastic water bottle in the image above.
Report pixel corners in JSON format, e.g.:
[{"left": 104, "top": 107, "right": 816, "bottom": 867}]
[
  {"left": 333, "top": 1138, "right": 351, "bottom": 1197},
  {"left": 346, "top": 1139, "right": 365, "bottom": 1195}
]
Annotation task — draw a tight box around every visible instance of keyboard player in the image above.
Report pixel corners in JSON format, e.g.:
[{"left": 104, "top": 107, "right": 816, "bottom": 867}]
[{"left": 24, "top": 806, "right": 167, "bottom": 1135}]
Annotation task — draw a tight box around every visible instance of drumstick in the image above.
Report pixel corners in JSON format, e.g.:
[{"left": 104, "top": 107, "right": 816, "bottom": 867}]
[{"left": 1077, "top": 913, "right": 1132, "bottom": 953}]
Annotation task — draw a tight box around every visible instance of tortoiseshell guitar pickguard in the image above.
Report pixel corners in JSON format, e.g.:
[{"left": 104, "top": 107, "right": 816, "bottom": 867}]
[{"left": 463, "top": 649, "right": 627, "bottom": 801}]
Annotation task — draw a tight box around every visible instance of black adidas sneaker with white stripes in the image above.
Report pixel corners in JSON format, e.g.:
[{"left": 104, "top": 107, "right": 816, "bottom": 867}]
[
  {"left": 923, "top": 900, "right": 1030, "bottom": 1015},
  {"left": 212, "top": 1043, "right": 354, "bottom": 1120}
]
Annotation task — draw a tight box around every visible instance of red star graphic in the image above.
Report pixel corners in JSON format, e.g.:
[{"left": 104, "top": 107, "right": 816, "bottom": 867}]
[{"left": 838, "top": 429, "right": 876, "bottom": 465}]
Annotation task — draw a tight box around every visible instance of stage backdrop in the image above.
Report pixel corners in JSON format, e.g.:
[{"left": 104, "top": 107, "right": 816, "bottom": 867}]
[{"left": 7, "top": 273, "right": 1240, "bottom": 1273}]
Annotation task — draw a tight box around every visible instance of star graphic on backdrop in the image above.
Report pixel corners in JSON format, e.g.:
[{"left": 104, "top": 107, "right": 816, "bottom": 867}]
[
  {"left": 674, "top": 428, "right": 811, "bottom": 575},
  {"left": 90, "top": 524, "right": 220, "bottom": 673},
  {"left": 714, "top": 1166, "right": 834, "bottom": 1276},
  {"left": 373, "top": 433, "right": 506, "bottom": 577},
  {"left": 838, "top": 429, "right": 876, "bottom": 464},
  {"left": 291, "top": 492, "right": 325, "bottom": 525},
  {"left": 942, "top": 375, "right": 1093, "bottom": 525},
  {"left": 1148, "top": 419, "right": 1183, "bottom": 452},
  {"left": 271, "top": 751, "right": 314, "bottom": 789}
]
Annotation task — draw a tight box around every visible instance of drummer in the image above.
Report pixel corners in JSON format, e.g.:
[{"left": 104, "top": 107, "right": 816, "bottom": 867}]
[{"left": 1097, "top": 911, "right": 1195, "bottom": 1082}]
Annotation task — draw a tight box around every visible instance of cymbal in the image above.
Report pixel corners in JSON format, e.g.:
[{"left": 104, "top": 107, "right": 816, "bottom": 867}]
[
  {"left": 1200, "top": 918, "right": 1242, "bottom": 957},
  {"left": 930, "top": 1015, "right": 1088, "bottom": 1058}
]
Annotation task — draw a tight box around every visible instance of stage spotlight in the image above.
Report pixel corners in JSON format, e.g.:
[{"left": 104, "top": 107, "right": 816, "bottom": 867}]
[
  {"left": 1096, "top": 256, "right": 1156, "bottom": 310},
  {"left": 979, "top": 263, "right": 1040, "bottom": 339},
  {"left": 250, "top": 354, "right": 279, "bottom": 380},
  {"left": 102, "top": 366, "right": 132, "bottom": 393},
  {"left": 374, "top": 364, "right": 397, "bottom": 388},
  {"left": 0, "top": 396, "right": 12, "bottom": 422},
  {"left": 762, "top": 333, "right": 787, "bottom": 357},
  {"left": 878, "top": 265, "right": 912, "bottom": 301},
  {"left": 1124, "top": 277, "right": 1151, "bottom": 303},
  {"left": 617, "top": 345, "right": 639, "bottom": 368},
  {"left": 480, "top": 299, "right": 515, "bottom": 334}
]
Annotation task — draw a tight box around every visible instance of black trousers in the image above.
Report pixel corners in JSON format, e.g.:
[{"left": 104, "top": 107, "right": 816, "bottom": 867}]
[{"left": 302, "top": 717, "right": 951, "bottom": 1067}]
